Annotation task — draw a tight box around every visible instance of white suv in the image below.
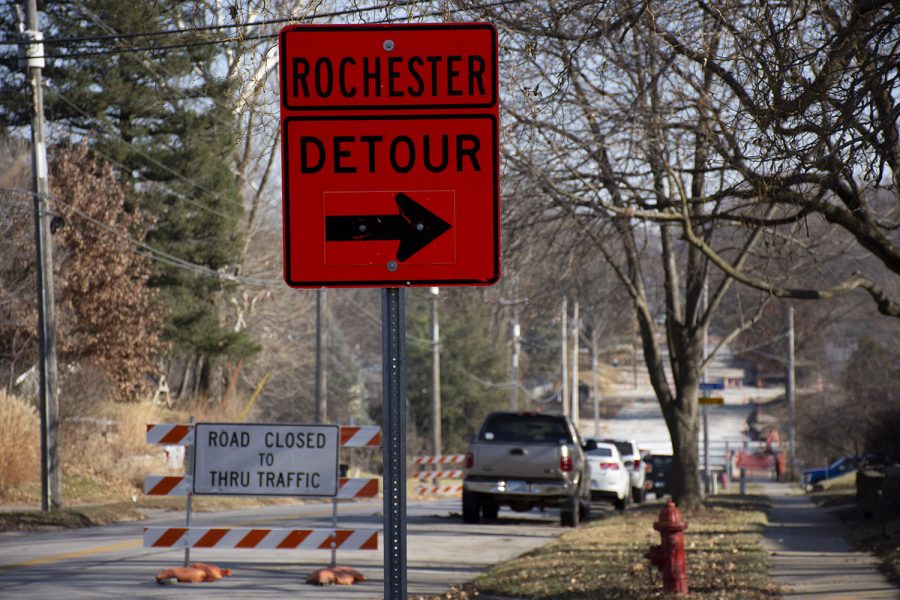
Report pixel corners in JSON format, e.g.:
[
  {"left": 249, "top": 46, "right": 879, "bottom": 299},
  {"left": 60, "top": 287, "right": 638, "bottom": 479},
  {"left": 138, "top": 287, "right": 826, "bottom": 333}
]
[{"left": 603, "top": 439, "right": 646, "bottom": 503}]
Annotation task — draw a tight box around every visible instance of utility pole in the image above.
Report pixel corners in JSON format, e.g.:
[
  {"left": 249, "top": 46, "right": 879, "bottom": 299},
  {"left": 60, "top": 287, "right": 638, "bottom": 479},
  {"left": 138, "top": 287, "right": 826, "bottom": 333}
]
[
  {"left": 571, "top": 300, "right": 579, "bottom": 425},
  {"left": 500, "top": 291, "right": 526, "bottom": 412},
  {"left": 702, "top": 277, "right": 710, "bottom": 495},
  {"left": 787, "top": 306, "right": 796, "bottom": 478},
  {"left": 314, "top": 289, "right": 328, "bottom": 423},
  {"left": 591, "top": 326, "right": 600, "bottom": 436},
  {"left": 631, "top": 308, "right": 638, "bottom": 388},
  {"left": 430, "top": 287, "right": 441, "bottom": 457},
  {"left": 509, "top": 305, "right": 520, "bottom": 411},
  {"left": 22, "top": 0, "right": 61, "bottom": 511},
  {"left": 561, "top": 298, "right": 568, "bottom": 417}
]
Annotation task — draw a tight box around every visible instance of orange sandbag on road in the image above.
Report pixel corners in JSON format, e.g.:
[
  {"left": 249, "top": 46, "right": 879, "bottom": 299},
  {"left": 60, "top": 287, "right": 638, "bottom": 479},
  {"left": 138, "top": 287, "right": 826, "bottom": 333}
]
[
  {"left": 189, "top": 562, "right": 233, "bottom": 581},
  {"left": 155, "top": 563, "right": 234, "bottom": 584},
  {"left": 306, "top": 565, "right": 367, "bottom": 585}
]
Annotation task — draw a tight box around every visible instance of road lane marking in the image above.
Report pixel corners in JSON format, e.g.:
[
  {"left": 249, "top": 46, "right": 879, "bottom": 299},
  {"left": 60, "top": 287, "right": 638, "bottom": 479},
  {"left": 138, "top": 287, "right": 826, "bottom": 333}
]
[
  {"left": 0, "top": 540, "right": 141, "bottom": 571},
  {"left": 0, "top": 501, "right": 382, "bottom": 571}
]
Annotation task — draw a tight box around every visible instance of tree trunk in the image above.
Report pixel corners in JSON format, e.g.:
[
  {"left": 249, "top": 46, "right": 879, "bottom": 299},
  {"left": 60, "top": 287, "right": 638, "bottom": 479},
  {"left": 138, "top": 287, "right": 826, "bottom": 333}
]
[
  {"left": 665, "top": 393, "right": 703, "bottom": 510},
  {"left": 192, "top": 355, "right": 205, "bottom": 400},
  {"left": 176, "top": 357, "right": 192, "bottom": 400}
]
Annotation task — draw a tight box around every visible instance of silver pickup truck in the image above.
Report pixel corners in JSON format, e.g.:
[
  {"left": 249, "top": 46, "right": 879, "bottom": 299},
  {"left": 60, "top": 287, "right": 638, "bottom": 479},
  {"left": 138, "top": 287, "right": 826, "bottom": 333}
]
[{"left": 462, "top": 411, "right": 591, "bottom": 527}]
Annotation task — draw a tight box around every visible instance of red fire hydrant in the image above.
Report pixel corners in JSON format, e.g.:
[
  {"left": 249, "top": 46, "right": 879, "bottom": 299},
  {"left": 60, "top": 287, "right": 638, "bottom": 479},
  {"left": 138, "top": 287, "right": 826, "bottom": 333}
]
[{"left": 645, "top": 499, "right": 689, "bottom": 595}]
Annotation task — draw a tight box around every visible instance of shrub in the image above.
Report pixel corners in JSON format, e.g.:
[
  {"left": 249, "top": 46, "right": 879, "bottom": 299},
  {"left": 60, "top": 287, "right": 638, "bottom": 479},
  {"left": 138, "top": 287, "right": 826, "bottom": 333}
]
[{"left": 0, "top": 392, "right": 40, "bottom": 495}]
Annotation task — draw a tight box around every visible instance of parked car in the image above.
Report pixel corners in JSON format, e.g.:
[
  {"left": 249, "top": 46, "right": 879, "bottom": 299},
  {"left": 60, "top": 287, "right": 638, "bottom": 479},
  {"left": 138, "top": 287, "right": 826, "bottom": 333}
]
[
  {"left": 602, "top": 438, "right": 647, "bottom": 503},
  {"left": 463, "top": 412, "right": 592, "bottom": 527},
  {"left": 802, "top": 456, "right": 866, "bottom": 488},
  {"left": 584, "top": 440, "right": 630, "bottom": 510},
  {"left": 646, "top": 453, "right": 673, "bottom": 498}
]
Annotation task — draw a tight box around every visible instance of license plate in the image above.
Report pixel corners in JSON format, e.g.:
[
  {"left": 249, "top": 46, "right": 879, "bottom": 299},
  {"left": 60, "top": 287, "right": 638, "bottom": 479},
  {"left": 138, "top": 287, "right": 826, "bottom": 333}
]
[{"left": 505, "top": 480, "right": 528, "bottom": 492}]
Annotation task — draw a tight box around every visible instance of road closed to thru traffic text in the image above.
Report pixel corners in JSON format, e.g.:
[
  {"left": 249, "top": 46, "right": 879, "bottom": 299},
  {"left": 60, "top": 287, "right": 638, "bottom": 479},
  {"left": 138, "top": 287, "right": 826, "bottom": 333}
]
[{"left": 192, "top": 423, "right": 340, "bottom": 497}]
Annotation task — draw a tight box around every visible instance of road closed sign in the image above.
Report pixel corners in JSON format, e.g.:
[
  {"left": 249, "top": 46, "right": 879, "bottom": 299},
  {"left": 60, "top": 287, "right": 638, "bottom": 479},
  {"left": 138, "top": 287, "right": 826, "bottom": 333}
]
[
  {"left": 279, "top": 23, "right": 499, "bottom": 288},
  {"left": 191, "top": 423, "right": 340, "bottom": 497}
]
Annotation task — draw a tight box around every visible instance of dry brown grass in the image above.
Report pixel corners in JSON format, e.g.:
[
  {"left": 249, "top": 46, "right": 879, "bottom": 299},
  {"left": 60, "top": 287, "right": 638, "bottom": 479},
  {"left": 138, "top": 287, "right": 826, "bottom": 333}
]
[
  {"left": 427, "top": 496, "right": 779, "bottom": 600},
  {"left": 0, "top": 392, "right": 40, "bottom": 496}
]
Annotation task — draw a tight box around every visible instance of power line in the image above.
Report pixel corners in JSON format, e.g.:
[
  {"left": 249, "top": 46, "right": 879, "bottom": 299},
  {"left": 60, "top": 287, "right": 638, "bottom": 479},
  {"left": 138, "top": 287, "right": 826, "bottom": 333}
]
[
  {"left": 3, "top": 191, "right": 515, "bottom": 387},
  {"left": 0, "top": 187, "right": 283, "bottom": 288},
  {"left": 0, "top": 0, "right": 524, "bottom": 60},
  {"left": 0, "top": 0, "right": 436, "bottom": 46}
]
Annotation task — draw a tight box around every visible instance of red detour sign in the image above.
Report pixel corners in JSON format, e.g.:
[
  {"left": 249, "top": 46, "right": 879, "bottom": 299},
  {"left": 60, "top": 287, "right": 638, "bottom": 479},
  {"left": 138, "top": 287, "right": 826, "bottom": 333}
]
[{"left": 279, "top": 23, "right": 499, "bottom": 288}]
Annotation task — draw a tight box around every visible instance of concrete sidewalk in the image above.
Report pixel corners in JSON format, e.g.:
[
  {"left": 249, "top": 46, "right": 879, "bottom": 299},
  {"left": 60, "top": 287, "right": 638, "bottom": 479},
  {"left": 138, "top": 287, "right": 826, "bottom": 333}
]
[{"left": 759, "top": 481, "right": 898, "bottom": 599}]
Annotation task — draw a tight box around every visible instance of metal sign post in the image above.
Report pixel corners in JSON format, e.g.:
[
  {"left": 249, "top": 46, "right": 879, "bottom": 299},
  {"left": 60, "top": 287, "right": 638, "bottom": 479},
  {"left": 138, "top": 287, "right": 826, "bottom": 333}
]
[
  {"left": 382, "top": 288, "right": 407, "bottom": 599},
  {"left": 184, "top": 416, "right": 194, "bottom": 567}
]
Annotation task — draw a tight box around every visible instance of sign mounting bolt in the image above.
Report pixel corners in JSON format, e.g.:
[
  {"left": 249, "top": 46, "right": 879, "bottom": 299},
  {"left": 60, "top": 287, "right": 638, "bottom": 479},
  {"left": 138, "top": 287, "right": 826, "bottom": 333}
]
[
  {"left": 383, "top": 39, "right": 395, "bottom": 51},
  {"left": 387, "top": 261, "right": 398, "bottom": 272}
]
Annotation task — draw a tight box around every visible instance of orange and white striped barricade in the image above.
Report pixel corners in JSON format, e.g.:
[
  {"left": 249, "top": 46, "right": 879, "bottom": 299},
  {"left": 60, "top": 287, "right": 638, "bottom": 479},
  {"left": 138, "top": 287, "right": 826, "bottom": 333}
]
[
  {"left": 144, "top": 475, "right": 193, "bottom": 496},
  {"left": 336, "top": 477, "right": 380, "bottom": 499},
  {"left": 339, "top": 426, "right": 381, "bottom": 448},
  {"left": 143, "top": 421, "right": 383, "bottom": 571},
  {"left": 412, "top": 454, "right": 466, "bottom": 466},
  {"left": 412, "top": 455, "right": 465, "bottom": 498},
  {"left": 144, "top": 527, "right": 378, "bottom": 551},
  {"left": 146, "top": 423, "right": 194, "bottom": 446},
  {"left": 414, "top": 484, "right": 463, "bottom": 497},
  {"left": 414, "top": 469, "right": 463, "bottom": 481}
]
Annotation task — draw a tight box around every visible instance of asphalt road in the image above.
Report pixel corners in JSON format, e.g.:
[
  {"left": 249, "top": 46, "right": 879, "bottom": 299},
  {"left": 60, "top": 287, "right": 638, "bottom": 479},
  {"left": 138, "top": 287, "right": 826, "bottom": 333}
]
[
  {"left": 0, "top": 391, "right": 764, "bottom": 599},
  {"left": 581, "top": 395, "right": 752, "bottom": 461},
  {"left": 0, "top": 496, "right": 596, "bottom": 599}
]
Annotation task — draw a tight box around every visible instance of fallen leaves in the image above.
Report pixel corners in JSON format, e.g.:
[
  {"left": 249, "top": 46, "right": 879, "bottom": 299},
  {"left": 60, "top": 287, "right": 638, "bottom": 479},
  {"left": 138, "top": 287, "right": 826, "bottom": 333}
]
[{"left": 428, "top": 495, "right": 780, "bottom": 600}]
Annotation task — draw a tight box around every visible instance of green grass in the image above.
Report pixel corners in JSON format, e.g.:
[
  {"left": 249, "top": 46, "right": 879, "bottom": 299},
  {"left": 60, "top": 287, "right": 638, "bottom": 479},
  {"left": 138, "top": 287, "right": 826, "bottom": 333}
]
[{"left": 425, "top": 495, "right": 778, "bottom": 600}]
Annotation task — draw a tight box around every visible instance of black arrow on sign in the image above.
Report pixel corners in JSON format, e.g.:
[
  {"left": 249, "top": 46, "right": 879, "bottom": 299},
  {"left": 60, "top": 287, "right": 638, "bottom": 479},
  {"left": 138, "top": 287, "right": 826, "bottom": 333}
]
[{"left": 325, "top": 192, "right": 451, "bottom": 262}]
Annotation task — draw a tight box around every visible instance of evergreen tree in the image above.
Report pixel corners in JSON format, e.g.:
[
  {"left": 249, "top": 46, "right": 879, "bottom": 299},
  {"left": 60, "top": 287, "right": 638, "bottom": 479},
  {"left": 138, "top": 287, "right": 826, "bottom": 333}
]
[
  {"left": 406, "top": 289, "right": 509, "bottom": 454},
  {"left": 1, "top": 1, "right": 256, "bottom": 396}
]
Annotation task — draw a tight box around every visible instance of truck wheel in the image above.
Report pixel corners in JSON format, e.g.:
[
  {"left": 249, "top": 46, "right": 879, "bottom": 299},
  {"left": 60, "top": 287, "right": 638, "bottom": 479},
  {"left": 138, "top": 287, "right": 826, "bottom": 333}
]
[
  {"left": 482, "top": 500, "right": 499, "bottom": 521},
  {"left": 632, "top": 486, "right": 645, "bottom": 504},
  {"left": 560, "top": 494, "right": 580, "bottom": 527},
  {"left": 614, "top": 494, "right": 626, "bottom": 511},
  {"left": 462, "top": 490, "right": 481, "bottom": 524}
]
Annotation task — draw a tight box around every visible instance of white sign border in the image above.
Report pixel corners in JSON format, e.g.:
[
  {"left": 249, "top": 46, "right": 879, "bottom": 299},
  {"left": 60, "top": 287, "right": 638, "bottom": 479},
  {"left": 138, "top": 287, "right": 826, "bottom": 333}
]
[{"left": 190, "top": 422, "right": 341, "bottom": 497}]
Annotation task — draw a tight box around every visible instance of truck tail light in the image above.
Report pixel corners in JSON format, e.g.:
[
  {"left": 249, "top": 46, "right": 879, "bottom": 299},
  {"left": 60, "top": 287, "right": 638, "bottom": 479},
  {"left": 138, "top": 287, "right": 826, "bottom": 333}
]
[
  {"left": 465, "top": 452, "right": 474, "bottom": 469},
  {"left": 633, "top": 458, "right": 641, "bottom": 470},
  {"left": 560, "top": 454, "right": 573, "bottom": 472}
]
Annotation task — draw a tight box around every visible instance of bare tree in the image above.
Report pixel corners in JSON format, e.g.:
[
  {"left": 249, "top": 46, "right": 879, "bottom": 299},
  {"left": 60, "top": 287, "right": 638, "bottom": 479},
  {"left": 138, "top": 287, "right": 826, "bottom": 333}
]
[
  {"left": 469, "top": 1, "right": 787, "bottom": 507},
  {"left": 621, "top": 0, "right": 900, "bottom": 316}
]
